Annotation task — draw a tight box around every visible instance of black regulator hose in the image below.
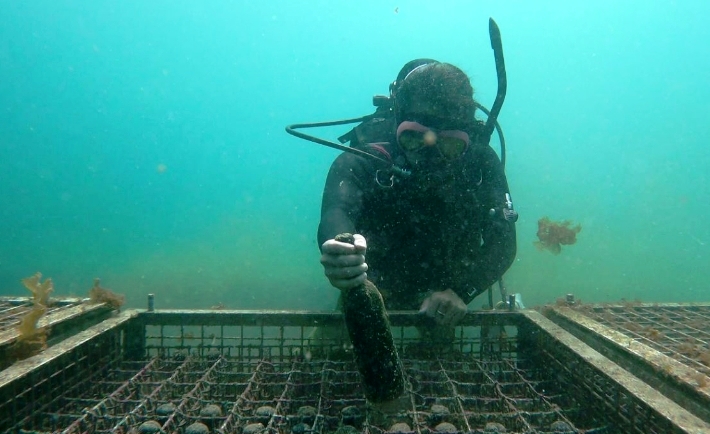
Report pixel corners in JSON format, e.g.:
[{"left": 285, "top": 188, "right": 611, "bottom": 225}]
[
  {"left": 285, "top": 117, "right": 411, "bottom": 178},
  {"left": 483, "top": 18, "right": 507, "bottom": 147},
  {"left": 285, "top": 117, "right": 367, "bottom": 155},
  {"left": 476, "top": 102, "right": 507, "bottom": 169}
]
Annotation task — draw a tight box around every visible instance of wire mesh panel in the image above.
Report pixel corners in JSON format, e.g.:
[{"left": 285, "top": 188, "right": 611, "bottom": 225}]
[
  {"left": 543, "top": 302, "right": 710, "bottom": 425},
  {"left": 0, "top": 314, "right": 126, "bottom": 431},
  {"left": 559, "top": 303, "right": 710, "bottom": 374},
  {"left": 1, "top": 309, "right": 709, "bottom": 433},
  {"left": 0, "top": 296, "right": 115, "bottom": 370},
  {"left": 0, "top": 297, "right": 85, "bottom": 333}
]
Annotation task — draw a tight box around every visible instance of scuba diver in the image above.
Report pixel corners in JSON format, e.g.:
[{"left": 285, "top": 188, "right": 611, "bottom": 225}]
[{"left": 287, "top": 19, "right": 518, "bottom": 344}]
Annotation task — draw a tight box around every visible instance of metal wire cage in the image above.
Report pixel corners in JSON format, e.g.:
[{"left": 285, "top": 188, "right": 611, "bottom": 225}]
[
  {"left": 0, "top": 296, "right": 114, "bottom": 371},
  {"left": 543, "top": 301, "right": 710, "bottom": 427},
  {"left": 1, "top": 308, "right": 709, "bottom": 434}
]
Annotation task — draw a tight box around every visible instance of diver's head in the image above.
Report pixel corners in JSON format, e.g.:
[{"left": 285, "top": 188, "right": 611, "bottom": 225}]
[{"left": 392, "top": 61, "right": 476, "bottom": 168}]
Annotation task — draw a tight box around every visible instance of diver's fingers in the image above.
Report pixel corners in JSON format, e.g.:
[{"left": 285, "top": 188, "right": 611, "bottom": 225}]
[
  {"left": 327, "top": 272, "right": 368, "bottom": 291},
  {"left": 323, "top": 262, "right": 368, "bottom": 280},
  {"left": 321, "top": 239, "right": 362, "bottom": 255},
  {"left": 352, "top": 233, "right": 367, "bottom": 253},
  {"left": 320, "top": 252, "right": 366, "bottom": 268}
]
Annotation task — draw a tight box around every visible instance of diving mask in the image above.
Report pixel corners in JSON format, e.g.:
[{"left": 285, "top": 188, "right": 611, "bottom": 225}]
[{"left": 396, "top": 121, "right": 469, "bottom": 161}]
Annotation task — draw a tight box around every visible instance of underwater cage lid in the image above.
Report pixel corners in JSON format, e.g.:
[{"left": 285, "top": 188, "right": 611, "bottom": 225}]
[
  {"left": 0, "top": 296, "right": 116, "bottom": 371},
  {"left": 543, "top": 301, "right": 710, "bottom": 426},
  {"left": 1, "top": 309, "right": 709, "bottom": 433}
]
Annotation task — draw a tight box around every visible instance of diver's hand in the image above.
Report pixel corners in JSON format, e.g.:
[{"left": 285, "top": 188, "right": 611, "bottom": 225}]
[
  {"left": 320, "top": 234, "right": 368, "bottom": 290},
  {"left": 419, "top": 289, "right": 467, "bottom": 326}
]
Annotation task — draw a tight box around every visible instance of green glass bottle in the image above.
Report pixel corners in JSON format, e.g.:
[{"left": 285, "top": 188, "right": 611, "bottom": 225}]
[{"left": 336, "top": 233, "right": 406, "bottom": 403}]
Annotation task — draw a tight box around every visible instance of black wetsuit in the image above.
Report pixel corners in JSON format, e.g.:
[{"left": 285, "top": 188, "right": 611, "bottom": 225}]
[{"left": 318, "top": 139, "right": 517, "bottom": 309}]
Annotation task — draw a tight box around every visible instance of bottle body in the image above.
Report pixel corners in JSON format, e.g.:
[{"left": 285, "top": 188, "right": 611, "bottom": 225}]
[
  {"left": 334, "top": 233, "right": 405, "bottom": 403},
  {"left": 342, "top": 279, "right": 406, "bottom": 403}
]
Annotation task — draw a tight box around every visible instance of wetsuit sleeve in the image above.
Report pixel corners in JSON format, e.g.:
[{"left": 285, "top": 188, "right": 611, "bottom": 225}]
[
  {"left": 453, "top": 147, "right": 517, "bottom": 304},
  {"left": 317, "top": 152, "right": 372, "bottom": 249}
]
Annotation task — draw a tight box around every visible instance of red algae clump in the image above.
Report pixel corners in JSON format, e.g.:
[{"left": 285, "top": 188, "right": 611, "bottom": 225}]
[{"left": 535, "top": 216, "right": 582, "bottom": 255}]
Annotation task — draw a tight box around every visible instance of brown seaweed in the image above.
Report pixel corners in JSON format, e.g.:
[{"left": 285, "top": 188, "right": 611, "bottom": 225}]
[
  {"left": 88, "top": 277, "right": 125, "bottom": 309},
  {"left": 13, "top": 304, "right": 49, "bottom": 359},
  {"left": 21, "top": 272, "right": 54, "bottom": 306},
  {"left": 534, "top": 216, "right": 582, "bottom": 255},
  {"left": 8, "top": 273, "right": 53, "bottom": 362}
]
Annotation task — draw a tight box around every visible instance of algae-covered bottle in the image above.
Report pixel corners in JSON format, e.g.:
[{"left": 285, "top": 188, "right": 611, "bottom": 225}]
[{"left": 336, "top": 233, "right": 405, "bottom": 403}]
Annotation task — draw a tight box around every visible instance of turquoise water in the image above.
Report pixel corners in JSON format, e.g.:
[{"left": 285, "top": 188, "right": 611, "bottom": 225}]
[{"left": 1, "top": 1, "right": 708, "bottom": 310}]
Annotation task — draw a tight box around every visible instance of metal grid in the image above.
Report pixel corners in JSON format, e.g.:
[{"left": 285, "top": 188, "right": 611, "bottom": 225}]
[
  {"left": 0, "top": 297, "right": 85, "bottom": 333},
  {"left": 1, "top": 309, "right": 709, "bottom": 434},
  {"left": 0, "top": 296, "right": 114, "bottom": 370},
  {"left": 543, "top": 302, "right": 710, "bottom": 426}
]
